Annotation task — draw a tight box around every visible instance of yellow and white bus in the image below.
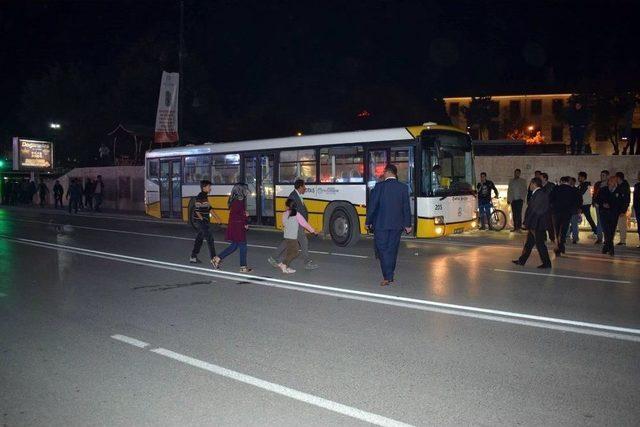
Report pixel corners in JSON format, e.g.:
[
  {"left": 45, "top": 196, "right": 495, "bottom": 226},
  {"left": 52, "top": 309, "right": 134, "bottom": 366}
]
[{"left": 144, "top": 123, "right": 477, "bottom": 246}]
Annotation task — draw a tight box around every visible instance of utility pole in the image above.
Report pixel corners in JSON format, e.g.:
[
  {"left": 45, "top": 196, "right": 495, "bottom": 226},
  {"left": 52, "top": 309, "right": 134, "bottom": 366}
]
[{"left": 178, "top": 0, "right": 185, "bottom": 146}]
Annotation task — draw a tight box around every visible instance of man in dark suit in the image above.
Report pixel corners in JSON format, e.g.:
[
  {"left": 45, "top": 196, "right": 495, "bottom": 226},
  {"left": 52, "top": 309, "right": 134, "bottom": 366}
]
[
  {"left": 540, "top": 172, "right": 556, "bottom": 242},
  {"left": 366, "top": 164, "right": 412, "bottom": 286},
  {"left": 512, "top": 177, "right": 552, "bottom": 269},
  {"left": 549, "top": 176, "right": 582, "bottom": 256},
  {"left": 269, "top": 179, "right": 319, "bottom": 270}
]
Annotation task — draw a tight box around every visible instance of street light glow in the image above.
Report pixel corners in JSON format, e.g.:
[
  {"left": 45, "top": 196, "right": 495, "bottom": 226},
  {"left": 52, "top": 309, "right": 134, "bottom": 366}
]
[
  {"left": 527, "top": 125, "right": 534, "bottom": 131},
  {"left": 50, "top": 123, "right": 61, "bottom": 129},
  {"left": 296, "top": 131, "right": 303, "bottom": 136}
]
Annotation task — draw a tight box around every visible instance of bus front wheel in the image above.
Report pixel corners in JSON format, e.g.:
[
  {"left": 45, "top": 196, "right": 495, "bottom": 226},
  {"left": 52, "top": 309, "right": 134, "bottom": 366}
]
[{"left": 329, "top": 206, "right": 360, "bottom": 247}]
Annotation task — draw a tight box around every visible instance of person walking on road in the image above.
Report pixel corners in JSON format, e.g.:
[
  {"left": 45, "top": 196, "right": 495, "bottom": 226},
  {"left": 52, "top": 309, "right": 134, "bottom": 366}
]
[
  {"left": 189, "top": 180, "right": 221, "bottom": 267},
  {"left": 268, "top": 179, "right": 319, "bottom": 270},
  {"left": 53, "top": 180, "right": 64, "bottom": 209},
  {"left": 614, "top": 172, "right": 630, "bottom": 246},
  {"left": 550, "top": 176, "right": 581, "bottom": 256},
  {"left": 93, "top": 175, "right": 104, "bottom": 212},
  {"left": 365, "top": 164, "right": 412, "bottom": 286},
  {"left": 595, "top": 176, "right": 623, "bottom": 256},
  {"left": 633, "top": 171, "right": 640, "bottom": 248},
  {"left": 540, "top": 173, "right": 556, "bottom": 242},
  {"left": 512, "top": 177, "right": 552, "bottom": 269},
  {"left": 476, "top": 172, "right": 499, "bottom": 230},
  {"left": 38, "top": 179, "right": 49, "bottom": 207},
  {"left": 507, "top": 168, "right": 527, "bottom": 232},
  {"left": 212, "top": 183, "right": 252, "bottom": 272},
  {"left": 66, "top": 178, "right": 82, "bottom": 214},
  {"left": 592, "top": 170, "right": 609, "bottom": 244},
  {"left": 577, "top": 172, "right": 597, "bottom": 238},
  {"left": 276, "top": 198, "right": 318, "bottom": 274}
]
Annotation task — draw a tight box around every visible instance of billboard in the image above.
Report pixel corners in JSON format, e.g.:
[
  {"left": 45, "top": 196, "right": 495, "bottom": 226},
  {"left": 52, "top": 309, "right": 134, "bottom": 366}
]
[
  {"left": 154, "top": 71, "right": 180, "bottom": 144},
  {"left": 12, "top": 138, "right": 54, "bottom": 171}
]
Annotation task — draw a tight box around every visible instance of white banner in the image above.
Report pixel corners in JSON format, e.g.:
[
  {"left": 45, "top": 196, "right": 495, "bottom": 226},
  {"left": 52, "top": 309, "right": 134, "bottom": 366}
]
[{"left": 154, "top": 71, "right": 179, "bottom": 143}]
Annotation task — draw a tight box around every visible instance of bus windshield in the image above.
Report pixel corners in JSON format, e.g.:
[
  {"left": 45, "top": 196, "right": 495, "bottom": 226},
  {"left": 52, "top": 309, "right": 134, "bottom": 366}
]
[{"left": 421, "top": 131, "right": 474, "bottom": 196}]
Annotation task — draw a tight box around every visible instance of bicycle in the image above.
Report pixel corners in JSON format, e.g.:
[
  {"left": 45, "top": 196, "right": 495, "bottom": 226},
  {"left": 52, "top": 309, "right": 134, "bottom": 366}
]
[{"left": 479, "top": 199, "right": 507, "bottom": 231}]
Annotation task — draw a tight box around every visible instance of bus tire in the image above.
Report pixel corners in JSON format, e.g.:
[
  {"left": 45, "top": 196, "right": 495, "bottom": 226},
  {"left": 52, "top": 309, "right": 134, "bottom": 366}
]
[{"left": 328, "top": 205, "right": 360, "bottom": 247}]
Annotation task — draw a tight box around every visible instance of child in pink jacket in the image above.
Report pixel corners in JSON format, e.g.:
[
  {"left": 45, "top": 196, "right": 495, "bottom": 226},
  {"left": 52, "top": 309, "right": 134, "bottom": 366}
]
[{"left": 278, "top": 198, "right": 316, "bottom": 273}]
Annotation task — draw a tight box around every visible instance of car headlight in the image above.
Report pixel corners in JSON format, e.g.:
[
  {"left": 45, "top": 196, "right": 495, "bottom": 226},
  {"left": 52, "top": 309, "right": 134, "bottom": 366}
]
[{"left": 434, "top": 216, "right": 445, "bottom": 225}]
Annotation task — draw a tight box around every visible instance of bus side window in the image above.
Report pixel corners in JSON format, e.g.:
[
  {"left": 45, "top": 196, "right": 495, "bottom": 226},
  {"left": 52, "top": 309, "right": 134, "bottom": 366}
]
[{"left": 147, "top": 159, "right": 160, "bottom": 184}]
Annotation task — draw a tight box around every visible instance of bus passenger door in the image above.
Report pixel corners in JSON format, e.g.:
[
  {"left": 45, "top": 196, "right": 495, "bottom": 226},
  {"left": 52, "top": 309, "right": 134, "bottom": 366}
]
[
  {"left": 159, "top": 158, "right": 182, "bottom": 219},
  {"left": 244, "top": 154, "right": 275, "bottom": 226}
]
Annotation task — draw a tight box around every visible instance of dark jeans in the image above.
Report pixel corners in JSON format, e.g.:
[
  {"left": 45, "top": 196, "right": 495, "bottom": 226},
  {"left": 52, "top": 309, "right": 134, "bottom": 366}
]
[
  {"left": 374, "top": 229, "right": 403, "bottom": 281},
  {"left": 518, "top": 229, "right": 551, "bottom": 266},
  {"left": 68, "top": 198, "right": 79, "bottom": 213},
  {"left": 479, "top": 202, "right": 492, "bottom": 228},
  {"left": 570, "top": 126, "right": 586, "bottom": 155},
  {"left": 94, "top": 193, "right": 103, "bottom": 211},
  {"left": 54, "top": 194, "right": 63, "bottom": 208},
  {"left": 581, "top": 205, "right": 597, "bottom": 234},
  {"left": 511, "top": 199, "right": 524, "bottom": 230},
  {"left": 191, "top": 220, "right": 216, "bottom": 259},
  {"left": 39, "top": 194, "right": 47, "bottom": 207},
  {"left": 595, "top": 207, "right": 603, "bottom": 241},
  {"left": 219, "top": 241, "right": 248, "bottom": 266},
  {"left": 601, "top": 211, "right": 617, "bottom": 254},
  {"left": 553, "top": 212, "right": 571, "bottom": 252}
]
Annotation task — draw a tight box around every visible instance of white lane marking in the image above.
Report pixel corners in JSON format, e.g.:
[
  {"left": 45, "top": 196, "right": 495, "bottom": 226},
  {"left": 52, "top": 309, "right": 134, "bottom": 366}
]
[
  {"left": 494, "top": 269, "right": 632, "bottom": 284},
  {"left": 149, "top": 346, "right": 412, "bottom": 427},
  {"left": 111, "top": 334, "right": 150, "bottom": 348},
  {"left": 6, "top": 236, "right": 640, "bottom": 342},
  {"left": 5, "top": 218, "right": 369, "bottom": 259}
]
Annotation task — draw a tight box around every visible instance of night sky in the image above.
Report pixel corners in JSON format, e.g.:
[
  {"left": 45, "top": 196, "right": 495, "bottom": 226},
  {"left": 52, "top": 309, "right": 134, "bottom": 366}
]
[{"left": 2, "top": 0, "right": 639, "bottom": 147}]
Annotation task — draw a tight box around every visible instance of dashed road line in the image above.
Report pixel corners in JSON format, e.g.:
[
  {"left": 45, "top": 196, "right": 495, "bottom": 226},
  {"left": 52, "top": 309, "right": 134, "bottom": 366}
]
[{"left": 494, "top": 269, "right": 632, "bottom": 284}]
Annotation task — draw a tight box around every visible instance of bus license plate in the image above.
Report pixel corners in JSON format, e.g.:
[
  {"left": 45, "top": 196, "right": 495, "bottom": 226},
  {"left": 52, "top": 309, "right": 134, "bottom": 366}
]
[{"left": 454, "top": 227, "right": 464, "bottom": 234}]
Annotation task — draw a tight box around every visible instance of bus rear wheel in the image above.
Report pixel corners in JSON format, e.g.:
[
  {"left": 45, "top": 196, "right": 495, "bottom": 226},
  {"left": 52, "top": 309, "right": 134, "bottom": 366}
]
[{"left": 329, "top": 206, "right": 360, "bottom": 247}]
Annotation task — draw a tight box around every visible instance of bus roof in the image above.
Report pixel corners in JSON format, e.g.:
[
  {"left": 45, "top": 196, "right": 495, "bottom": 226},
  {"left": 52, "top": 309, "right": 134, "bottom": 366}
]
[{"left": 145, "top": 124, "right": 467, "bottom": 158}]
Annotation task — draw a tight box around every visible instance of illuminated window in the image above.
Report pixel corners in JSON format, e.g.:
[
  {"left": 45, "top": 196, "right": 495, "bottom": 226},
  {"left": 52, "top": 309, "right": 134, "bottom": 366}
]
[
  {"left": 279, "top": 150, "right": 317, "bottom": 183},
  {"left": 320, "top": 146, "right": 364, "bottom": 183},
  {"left": 211, "top": 154, "right": 240, "bottom": 184},
  {"left": 184, "top": 155, "right": 212, "bottom": 184}
]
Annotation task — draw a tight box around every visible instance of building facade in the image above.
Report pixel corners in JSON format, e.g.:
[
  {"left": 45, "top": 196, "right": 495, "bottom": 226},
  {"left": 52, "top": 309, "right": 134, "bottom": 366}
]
[{"left": 444, "top": 94, "right": 639, "bottom": 155}]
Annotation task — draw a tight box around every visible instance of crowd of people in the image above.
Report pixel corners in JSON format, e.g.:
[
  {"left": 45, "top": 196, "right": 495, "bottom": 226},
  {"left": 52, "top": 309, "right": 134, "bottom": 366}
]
[
  {"left": 1, "top": 175, "right": 105, "bottom": 213},
  {"left": 501, "top": 168, "right": 638, "bottom": 268}
]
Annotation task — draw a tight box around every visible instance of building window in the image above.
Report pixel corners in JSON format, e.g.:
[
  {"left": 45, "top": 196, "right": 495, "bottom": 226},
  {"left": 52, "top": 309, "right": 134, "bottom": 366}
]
[
  {"left": 551, "top": 125, "right": 564, "bottom": 142},
  {"left": 489, "top": 101, "right": 500, "bottom": 117},
  {"left": 449, "top": 102, "right": 460, "bottom": 117},
  {"left": 211, "top": 154, "right": 240, "bottom": 184},
  {"left": 552, "top": 99, "right": 564, "bottom": 116},
  {"left": 509, "top": 100, "right": 521, "bottom": 117},
  {"left": 279, "top": 149, "right": 317, "bottom": 183},
  {"left": 531, "top": 100, "right": 542, "bottom": 115},
  {"left": 488, "top": 121, "right": 500, "bottom": 140},
  {"left": 184, "top": 155, "right": 212, "bottom": 184},
  {"left": 320, "top": 146, "right": 364, "bottom": 183},
  {"left": 595, "top": 128, "right": 608, "bottom": 142}
]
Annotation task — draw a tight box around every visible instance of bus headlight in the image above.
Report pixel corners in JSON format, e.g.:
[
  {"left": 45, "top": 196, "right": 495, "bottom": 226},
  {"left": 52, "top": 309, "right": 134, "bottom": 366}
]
[
  {"left": 435, "top": 226, "right": 444, "bottom": 235},
  {"left": 434, "top": 216, "right": 444, "bottom": 225}
]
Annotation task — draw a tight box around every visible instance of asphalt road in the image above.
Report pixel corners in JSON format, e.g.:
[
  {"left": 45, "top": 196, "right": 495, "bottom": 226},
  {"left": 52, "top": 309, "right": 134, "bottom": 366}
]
[{"left": 1, "top": 206, "right": 639, "bottom": 426}]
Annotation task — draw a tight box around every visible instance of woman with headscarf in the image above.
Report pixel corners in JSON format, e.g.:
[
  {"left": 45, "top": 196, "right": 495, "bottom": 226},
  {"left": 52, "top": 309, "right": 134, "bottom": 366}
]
[{"left": 212, "top": 183, "right": 252, "bottom": 272}]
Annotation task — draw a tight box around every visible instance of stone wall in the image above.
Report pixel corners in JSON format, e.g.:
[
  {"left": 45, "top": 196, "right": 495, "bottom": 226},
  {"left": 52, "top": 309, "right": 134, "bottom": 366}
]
[{"left": 474, "top": 155, "right": 639, "bottom": 185}]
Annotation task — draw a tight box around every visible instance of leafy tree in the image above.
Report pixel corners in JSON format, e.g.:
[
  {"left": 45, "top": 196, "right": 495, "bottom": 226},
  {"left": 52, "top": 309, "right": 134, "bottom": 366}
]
[
  {"left": 461, "top": 96, "right": 495, "bottom": 140},
  {"left": 591, "top": 93, "right": 638, "bottom": 155}
]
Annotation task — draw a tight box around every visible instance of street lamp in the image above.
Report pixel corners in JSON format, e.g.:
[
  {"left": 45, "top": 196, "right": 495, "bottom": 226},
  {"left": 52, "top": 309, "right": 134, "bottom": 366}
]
[
  {"left": 527, "top": 125, "right": 534, "bottom": 131},
  {"left": 49, "top": 123, "right": 61, "bottom": 129}
]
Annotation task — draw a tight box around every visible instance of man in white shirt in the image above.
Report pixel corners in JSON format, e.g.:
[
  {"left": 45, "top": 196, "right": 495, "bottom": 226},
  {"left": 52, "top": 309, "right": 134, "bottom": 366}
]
[{"left": 507, "top": 168, "right": 527, "bottom": 232}]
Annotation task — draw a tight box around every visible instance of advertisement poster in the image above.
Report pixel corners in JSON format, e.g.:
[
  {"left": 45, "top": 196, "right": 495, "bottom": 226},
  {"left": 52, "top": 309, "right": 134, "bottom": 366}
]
[
  {"left": 12, "top": 138, "right": 53, "bottom": 170},
  {"left": 154, "top": 71, "right": 180, "bottom": 144}
]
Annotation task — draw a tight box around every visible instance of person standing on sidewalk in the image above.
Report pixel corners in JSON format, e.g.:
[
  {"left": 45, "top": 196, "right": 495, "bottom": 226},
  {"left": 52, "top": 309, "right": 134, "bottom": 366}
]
[
  {"left": 268, "top": 179, "right": 319, "bottom": 270},
  {"left": 615, "top": 172, "right": 631, "bottom": 246},
  {"left": 212, "top": 183, "right": 252, "bottom": 272},
  {"left": 38, "top": 179, "right": 49, "bottom": 207},
  {"left": 53, "top": 180, "right": 64, "bottom": 209},
  {"left": 512, "top": 177, "right": 552, "bottom": 269},
  {"left": 365, "top": 164, "right": 412, "bottom": 286},
  {"left": 592, "top": 170, "right": 610, "bottom": 244},
  {"left": 189, "top": 180, "right": 221, "bottom": 267},
  {"left": 595, "top": 176, "right": 623, "bottom": 256},
  {"left": 577, "top": 172, "right": 597, "bottom": 238},
  {"left": 476, "top": 172, "right": 499, "bottom": 230},
  {"left": 93, "top": 175, "right": 104, "bottom": 212},
  {"left": 507, "top": 168, "right": 527, "bottom": 232},
  {"left": 633, "top": 171, "right": 640, "bottom": 248},
  {"left": 549, "top": 176, "right": 581, "bottom": 256}
]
